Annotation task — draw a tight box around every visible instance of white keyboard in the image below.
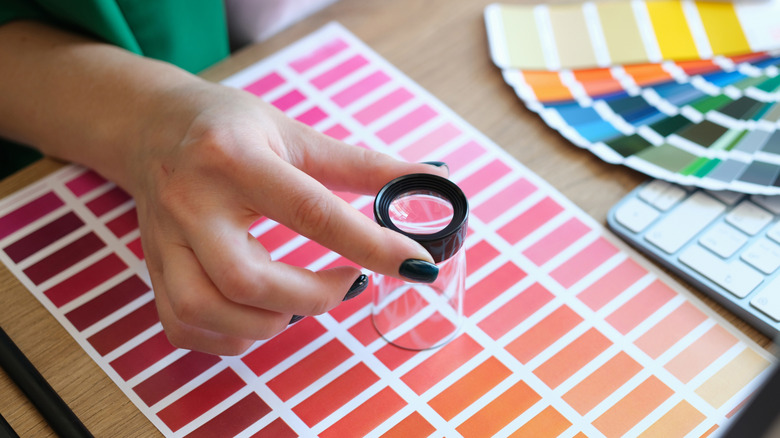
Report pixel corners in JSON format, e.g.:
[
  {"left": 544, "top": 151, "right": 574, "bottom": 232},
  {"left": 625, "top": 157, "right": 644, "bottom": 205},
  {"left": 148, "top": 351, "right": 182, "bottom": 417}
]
[{"left": 607, "top": 180, "right": 780, "bottom": 338}]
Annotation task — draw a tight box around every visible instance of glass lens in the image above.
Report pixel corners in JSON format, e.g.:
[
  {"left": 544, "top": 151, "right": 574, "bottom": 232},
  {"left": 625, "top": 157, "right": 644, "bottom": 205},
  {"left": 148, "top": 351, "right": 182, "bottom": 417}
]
[{"left": 388, "top": 190, "right": 454, "bottom": 234}]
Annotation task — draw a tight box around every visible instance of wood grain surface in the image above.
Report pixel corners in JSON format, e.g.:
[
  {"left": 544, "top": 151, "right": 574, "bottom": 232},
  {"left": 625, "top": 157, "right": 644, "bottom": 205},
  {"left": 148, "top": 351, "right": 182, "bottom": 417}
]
[{"left": 0, "top": 1, "right": 770, "bottom": 435}]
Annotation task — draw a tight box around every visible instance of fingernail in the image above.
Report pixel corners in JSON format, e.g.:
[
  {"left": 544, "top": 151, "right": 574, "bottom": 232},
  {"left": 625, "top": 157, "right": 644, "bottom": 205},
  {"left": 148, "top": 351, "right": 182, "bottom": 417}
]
[
  {"left": 399, "top": 259, "right": 439, "bottom": 283},
  {"left": 422, "top": 161, "right": 449, "bottom": 174},
  {"left": 289, "top": 314, "right": 305, "bottom": 324},
  {"left": 343, "top": 274, "right": 369, "bottom": 301}
]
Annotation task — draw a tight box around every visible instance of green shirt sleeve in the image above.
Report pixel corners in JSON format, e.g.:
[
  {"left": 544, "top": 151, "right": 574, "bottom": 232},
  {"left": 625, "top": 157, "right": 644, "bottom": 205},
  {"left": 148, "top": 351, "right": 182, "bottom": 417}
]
[
  {"left": 0, "top": 0, "right": 230, "bottom": 178},
  {"left": 0, "top": 0, "right": 229, "bottom": 73}
]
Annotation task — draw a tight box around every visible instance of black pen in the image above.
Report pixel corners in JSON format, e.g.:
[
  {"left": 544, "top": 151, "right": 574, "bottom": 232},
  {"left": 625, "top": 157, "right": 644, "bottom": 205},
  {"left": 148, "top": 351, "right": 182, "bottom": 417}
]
[{"left": 0, "top": 327, "right": 92, "bottom": 438}]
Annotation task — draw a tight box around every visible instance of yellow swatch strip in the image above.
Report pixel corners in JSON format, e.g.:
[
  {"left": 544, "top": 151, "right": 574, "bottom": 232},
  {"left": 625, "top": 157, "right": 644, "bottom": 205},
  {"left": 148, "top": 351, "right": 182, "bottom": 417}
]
[
  {"left": 501, "top": 5, "right": 546, "bottom": 70},
  {"left": 548, "top": 4, "right": 598, "bottom": 69},
  {"left": 695, "top": 348, "right": 770, "bottom": 409},
  {"left": 597, "top": 1, "right": 647, "bottom": 65},
  {"left": 697, "top": 2, "right": 750, "bottom": 56},
  {"left": 645, "top": 0, "right": 699, "bottom": 61}
]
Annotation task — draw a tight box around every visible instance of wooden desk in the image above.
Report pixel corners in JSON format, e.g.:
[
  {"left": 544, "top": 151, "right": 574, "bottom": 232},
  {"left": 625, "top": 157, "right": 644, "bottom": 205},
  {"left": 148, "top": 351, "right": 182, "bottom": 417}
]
[{"left": 0, "top": 0, "right": 771, "bottom": 435}]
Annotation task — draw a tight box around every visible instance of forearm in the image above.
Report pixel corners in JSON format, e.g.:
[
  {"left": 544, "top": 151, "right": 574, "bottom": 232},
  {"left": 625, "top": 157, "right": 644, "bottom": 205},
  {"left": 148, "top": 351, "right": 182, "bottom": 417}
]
[{"left": 0, "top": 20, "right": 208, "bottom": 193}]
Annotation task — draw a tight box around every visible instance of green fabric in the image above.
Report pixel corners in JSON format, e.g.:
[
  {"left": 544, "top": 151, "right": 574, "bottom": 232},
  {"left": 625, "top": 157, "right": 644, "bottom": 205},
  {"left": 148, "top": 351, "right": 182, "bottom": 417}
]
[{"left": 0, "top": 0, "right": 230, "bottom": 179}]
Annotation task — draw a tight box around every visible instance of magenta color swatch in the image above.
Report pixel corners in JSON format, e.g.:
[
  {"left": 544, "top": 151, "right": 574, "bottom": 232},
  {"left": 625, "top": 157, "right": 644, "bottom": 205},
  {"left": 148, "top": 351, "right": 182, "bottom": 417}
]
[
  {"left": 85, "top": 186, "right": 131, "bottom": 217},
  {"left": 397, "top": 122, "right": 461, "bottom": 162},
  {"left": 473, "top": 178, "right": 537, "bottom": 223},
  {"left": 376, "top": 104, "right": 437, "bottom": 144},
  {"left": 353, "top": 87, "right": 413, "bottom": 125},
  {"left": 331, "top": 70, "right": 390, "bottom": 107},
  {"left": 0, "top": 192, "right": 63, "bottom": 240},
  {"left": 3, "top": 212, "right": 84, "bottom": 263},
  {"left": 295, "top": 106, "right": 328, "bottom": 126},
  {"left": 438, "top": 140, "right": 487, "bottom": 173},
  {"left": 244, "top": 72, "right": 285, "bottom": 96},
  {"left": 289, "top": 38, "right": 348, "bottom": 73},
  {"left": 311, "top": 54, "right": 368, "bottom": 90},
  {"left": 457, "top": 159, "right": 512, "bottom": 198},
  {"left": 66, "top": 170, "right": 107, "bottom": 197},
  {"left": 322, "top": 124, "right": 351, "bottom": 140},
  {"left": 105, "top": 208, "right": 138, "bottom": 238},
  {"left": 272, "top": 90, "right": 306, "bottom": 111}
]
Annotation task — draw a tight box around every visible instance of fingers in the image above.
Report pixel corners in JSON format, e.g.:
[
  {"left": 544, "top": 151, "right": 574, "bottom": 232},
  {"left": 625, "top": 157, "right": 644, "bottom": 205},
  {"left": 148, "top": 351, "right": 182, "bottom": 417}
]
[
  {"left": 240, "top": 156, "right": 437, "bottom": 279},
  {"left": 171, "top": 222, "right": 364, "bottom": 315},
  {"left": 280, "top": 122, "right": 449, "bottom": 195}
]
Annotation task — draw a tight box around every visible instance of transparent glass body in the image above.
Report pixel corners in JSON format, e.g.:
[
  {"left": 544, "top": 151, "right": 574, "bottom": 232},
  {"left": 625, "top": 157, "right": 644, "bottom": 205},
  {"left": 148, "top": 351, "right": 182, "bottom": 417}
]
[{"left": 371, "top": 190, "right": 466, "bottom": 350}]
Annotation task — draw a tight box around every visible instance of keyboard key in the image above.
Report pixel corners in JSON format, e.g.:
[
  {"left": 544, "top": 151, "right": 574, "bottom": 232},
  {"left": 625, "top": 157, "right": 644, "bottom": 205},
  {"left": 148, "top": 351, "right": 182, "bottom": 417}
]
[
  {"left": 725, "top": 201, "right": 773, "bottom": 235},
  {"left": 767, "top": 222, "right": 780, "bottom": 244},
  {"left": 644, "top": 191, "right": 725, "bottom": 254},
  {"left": 741, "top": 238, "right": 780, "bottom": 274},
  {"left": 698, "top": 222, "right": 748, "bottom": 258},
  {"left": 638, "top": 180, "right": 687, "bottom": 211},
  {"left": 679, "top": 245, "right": 763, "bottom": 298},
  {"left": 707, "top": 190, "right": 744, "bottom": 206},
  {"left": 751, "top": 275, "right": 780, "bottom": 321},
  {"left": 751, "top": 195, "right": 780, "bottom": 215},
  {"left": 614, "top": 198, "right": 660, "bottom": 233}
]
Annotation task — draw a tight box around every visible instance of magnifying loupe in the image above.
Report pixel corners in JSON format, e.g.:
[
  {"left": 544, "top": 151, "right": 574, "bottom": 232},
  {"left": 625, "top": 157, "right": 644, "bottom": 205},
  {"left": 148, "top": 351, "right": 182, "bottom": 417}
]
[{"left": 372, "top": 173, "right": 469, "bottom": 350}]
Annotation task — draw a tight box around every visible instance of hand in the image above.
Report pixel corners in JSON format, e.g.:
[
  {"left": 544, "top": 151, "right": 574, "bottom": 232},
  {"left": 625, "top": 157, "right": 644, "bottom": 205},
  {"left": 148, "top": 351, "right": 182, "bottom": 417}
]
[{"left": 126, "top": 83, "right": 447, "bottom": 355}]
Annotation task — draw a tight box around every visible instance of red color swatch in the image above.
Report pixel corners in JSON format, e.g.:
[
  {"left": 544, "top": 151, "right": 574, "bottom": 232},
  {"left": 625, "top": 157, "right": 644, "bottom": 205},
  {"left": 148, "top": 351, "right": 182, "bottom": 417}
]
[
  {"left": 478, "top": 282, "right": 554, "bottom": 340},
  {"left": 523, "top": 217, "right": 590, "bottom": 266},
  {"left": 85, "top": 186, "right": 131, "bottom": 217},
  {"left": 242, "top": 317, "right": 327, "bottom": 376},
  {"left": 24, "top": 232, "right": 105, "bottom": 285},
  {"left": 3, "top": 211, "right": 84, "bottom": 263},
  {"left": 134, "top": 351, "right": 222, "bottom": 407},
  {"left": 157, "top": 367, "right": 245, "bottom": 432},
  {"left": 110, "top": 330, "right": 176, "bottom": 381},
  {"left": 44, "top": 253, "right": 127, "bottom": 307},
  {"left": 65, "top": 275, "right": 150, "bottom": 331},
  {"left": 320, "top": 387, "right": 405, "bottom": 438},
  {"left": 551, "top": 237, "right": 619, "bottom": 288},
  {"left": 498, "top": 196, "right": 563, "bottom": 245},
  {"left": 293, "top": 362, "right": 379, "bottom": 427},
  {"left": 87, "top": 299, "right": 159, "bottom": 356},
  {"left": 464, "top": 262, "right": 526, "bottom": 317},
  {"left": 577, "top": 258, "right": 647, "bottom": 311},
  {"left": 187, "top": 392, "right": 271, "bottom": 438}
]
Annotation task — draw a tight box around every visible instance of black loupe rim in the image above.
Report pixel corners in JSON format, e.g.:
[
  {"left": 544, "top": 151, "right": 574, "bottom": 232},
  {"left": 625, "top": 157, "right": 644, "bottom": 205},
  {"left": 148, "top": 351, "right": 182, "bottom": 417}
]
[{"left": 374, "top": 173, "right": 469, "bottom": 264}]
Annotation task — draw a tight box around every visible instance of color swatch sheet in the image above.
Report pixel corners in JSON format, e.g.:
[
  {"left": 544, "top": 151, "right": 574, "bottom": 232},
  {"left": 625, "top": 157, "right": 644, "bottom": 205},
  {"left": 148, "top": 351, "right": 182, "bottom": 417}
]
[
  {"left": 0, "top": 23, "right": 774, "bottom": 437},
  {"left": 485, "top": 2, "right": 780, "bottom": 194},
  {"left": 485, "top": 0, "right": 780, "bottom": 71}
]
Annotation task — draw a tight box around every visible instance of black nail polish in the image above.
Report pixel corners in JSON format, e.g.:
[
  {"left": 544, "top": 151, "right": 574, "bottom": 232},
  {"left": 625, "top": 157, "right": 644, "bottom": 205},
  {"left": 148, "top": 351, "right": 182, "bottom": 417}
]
[
  {"left": 399, "top": 259, "right": 439, "bottom": 283},
  {"left": 343, "top": 274, "right": 369, "bottom": 301},
  {"left": 289, "top": 314, "right": 305, "bottom": 324},
  {"left": 422, "top": 161, "right": 449, "bottom": 173}
]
